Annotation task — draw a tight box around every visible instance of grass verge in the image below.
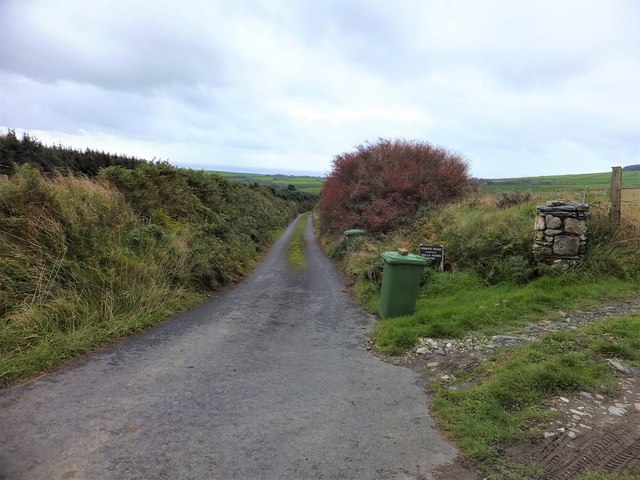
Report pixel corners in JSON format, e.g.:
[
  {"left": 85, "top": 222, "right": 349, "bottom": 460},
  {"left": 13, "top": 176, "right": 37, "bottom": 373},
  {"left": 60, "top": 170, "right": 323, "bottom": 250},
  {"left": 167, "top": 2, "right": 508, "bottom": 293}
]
[
  {"left": 288, "top": 213, "right": 309, "bottom": 269},
  {"left": 375, "top": 271, "right": 640, "bottom": 354},
  {"left": 0, "top": 293, "right": 202, "bottom": 385},
  {"left": 431, "top": 314, "right": 640, "bottom": 476}
]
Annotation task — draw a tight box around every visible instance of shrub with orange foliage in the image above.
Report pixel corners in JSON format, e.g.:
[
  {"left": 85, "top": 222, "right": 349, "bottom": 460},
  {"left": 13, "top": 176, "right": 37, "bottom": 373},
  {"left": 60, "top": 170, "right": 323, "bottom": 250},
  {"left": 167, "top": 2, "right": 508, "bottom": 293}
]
[{"left": 319, "top": 138, "right": 472, "bottom": 233}]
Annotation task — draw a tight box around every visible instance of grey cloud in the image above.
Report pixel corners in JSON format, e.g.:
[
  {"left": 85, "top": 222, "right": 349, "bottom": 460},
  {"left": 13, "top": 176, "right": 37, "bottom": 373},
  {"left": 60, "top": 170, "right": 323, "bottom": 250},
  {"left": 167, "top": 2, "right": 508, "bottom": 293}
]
[
  {"left": 0, "top": 0, "right": 230, "bottom": 93},
  {"left": 289, "top": 0, "right": 639, "bottom": 91},
  {"left": 289, "top": 2, "right": 430, "bottom": 80},
  {"left": 0, "top": 74, "right": 155, "bottom": 136},
  {"left": 1, "top": 0, "right": 639, "bottom": 177}
]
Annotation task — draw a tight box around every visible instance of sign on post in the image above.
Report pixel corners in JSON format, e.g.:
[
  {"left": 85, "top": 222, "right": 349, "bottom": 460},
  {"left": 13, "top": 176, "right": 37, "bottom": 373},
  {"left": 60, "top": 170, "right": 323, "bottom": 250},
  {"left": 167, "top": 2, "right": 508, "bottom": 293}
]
[{"left": 419, "top": 244, "right": 444, "bottom": 270}]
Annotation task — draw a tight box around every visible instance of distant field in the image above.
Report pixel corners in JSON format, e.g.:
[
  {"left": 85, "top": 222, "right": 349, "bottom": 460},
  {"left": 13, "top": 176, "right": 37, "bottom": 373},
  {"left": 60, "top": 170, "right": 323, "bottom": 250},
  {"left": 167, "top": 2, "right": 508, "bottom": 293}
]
[
  {"left": 479, "top": 170, "right": 640, "bottom": 193},
  {"left": 211, "top": 171, "right": 324, "bottom": 194},
  {"left": 209, "top": 169, "right": 640, "bottom": 197}
]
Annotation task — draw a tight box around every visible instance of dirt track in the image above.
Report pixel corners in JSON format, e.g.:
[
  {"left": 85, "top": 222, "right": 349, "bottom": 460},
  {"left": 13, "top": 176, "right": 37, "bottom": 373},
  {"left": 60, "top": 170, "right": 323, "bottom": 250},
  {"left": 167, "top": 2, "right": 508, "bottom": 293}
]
[{"left": 0, "top": 215, "right": 461, "bottom": 480}]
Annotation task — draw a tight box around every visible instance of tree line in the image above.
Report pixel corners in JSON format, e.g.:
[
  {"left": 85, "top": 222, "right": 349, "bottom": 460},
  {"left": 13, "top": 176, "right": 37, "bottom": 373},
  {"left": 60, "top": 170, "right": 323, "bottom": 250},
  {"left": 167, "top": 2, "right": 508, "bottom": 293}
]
[{"left": 0, "top": 130, "right": 145, "bottom": 177}]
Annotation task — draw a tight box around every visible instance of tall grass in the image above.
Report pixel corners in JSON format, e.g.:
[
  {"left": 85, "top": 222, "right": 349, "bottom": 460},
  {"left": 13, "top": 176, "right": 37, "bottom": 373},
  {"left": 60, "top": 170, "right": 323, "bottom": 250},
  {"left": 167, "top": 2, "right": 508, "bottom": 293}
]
[
  {"left": 580, "top": 203, "right": 640, "bottom": 278},
  {"left": 334, "top": 192, "right": 640, "bottom": 287},
  {"left": 1, "top": 165, "right": 302, "bottom": 384},
  {"left": 418, "top": 194, "right": 536, "bottom": 282},
  {"left": 321, "top": 192, "right": 640, "bottom": 353}
]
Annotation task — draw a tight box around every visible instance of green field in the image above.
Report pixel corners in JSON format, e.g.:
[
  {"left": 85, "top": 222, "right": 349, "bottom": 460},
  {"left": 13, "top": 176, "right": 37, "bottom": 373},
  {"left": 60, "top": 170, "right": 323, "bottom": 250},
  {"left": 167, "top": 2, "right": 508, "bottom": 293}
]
[
  {"left": 211, "top": 171, "right": 325, "bottom": 194},
  {"left": 211, "top": 169, "right": 640, "bottom": 197},
  {"left": 479, "top": 170, "right": 640, "bottom": 193}
]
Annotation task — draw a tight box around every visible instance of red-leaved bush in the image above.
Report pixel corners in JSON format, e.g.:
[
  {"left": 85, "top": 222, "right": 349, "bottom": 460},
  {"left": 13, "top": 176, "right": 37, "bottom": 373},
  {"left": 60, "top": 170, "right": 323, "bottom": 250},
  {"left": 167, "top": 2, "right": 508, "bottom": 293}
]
[{"left": 319, "top": 138, "right": 471, "bottom": 233}]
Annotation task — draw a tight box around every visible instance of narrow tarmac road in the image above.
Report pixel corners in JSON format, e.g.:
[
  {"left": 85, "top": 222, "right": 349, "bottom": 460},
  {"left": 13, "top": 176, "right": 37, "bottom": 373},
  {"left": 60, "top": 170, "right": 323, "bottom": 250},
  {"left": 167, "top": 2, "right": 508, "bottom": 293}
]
[{"left": 1, "top": 215, "right": 458, "bottom": 479}]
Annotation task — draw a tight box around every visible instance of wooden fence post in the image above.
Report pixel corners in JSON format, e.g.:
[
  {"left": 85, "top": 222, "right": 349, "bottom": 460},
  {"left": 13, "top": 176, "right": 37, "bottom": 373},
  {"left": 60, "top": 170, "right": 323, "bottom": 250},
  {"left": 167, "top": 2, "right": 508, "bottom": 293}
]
[{"left": 610, "top": 166, "right": 622, "bottom": 226}]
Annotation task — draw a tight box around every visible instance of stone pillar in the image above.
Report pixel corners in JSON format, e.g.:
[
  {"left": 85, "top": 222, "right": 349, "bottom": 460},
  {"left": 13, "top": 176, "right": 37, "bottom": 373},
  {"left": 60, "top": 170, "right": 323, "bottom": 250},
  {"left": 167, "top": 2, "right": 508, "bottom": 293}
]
[{"left": 533, "top": 201, "right": 589, "bottom": 263}]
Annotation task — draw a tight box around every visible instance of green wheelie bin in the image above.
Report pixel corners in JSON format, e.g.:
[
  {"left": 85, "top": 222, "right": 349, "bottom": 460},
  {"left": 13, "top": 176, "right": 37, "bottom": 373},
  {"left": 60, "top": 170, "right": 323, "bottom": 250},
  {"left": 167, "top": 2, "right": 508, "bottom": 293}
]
[
  {"left": 344, "top": 228, "right": 367, "bottom": 246},
  {"left": 379, "top": 251, "right": 428, "bottom": 319}
]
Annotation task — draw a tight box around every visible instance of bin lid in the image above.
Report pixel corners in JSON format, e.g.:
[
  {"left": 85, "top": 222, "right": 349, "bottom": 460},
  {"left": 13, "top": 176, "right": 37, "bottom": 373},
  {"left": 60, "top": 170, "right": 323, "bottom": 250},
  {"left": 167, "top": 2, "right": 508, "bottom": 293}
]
[
  {"left": 381, "top": 251, "right": 428, "bottom": 265},
  {"left": 344, "top": 228, "right": 367, "bottom": 236}
]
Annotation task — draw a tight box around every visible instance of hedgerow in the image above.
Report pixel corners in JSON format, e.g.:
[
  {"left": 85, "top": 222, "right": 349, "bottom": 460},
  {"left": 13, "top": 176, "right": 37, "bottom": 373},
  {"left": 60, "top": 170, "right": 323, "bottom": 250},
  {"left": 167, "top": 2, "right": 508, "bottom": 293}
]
[{"left": 0, "top": 162, "right": 309, "bottom": 384}]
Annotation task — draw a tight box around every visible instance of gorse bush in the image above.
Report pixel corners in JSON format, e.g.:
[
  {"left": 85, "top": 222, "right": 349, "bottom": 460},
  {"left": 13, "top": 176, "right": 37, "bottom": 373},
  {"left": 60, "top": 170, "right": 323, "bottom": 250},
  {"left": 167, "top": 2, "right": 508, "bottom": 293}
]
[
  {"left": 319, "top": 138, "right": 471, "bottom": 233},
  {"left": 99, "top": 163, "right": 305, "bottom": 289},
  {"left": 0, "top": 164, "right": 307, "bottom": 383},
  {"left": 267, "top": 184, "right": 319, "bottom": 213},
  {"left": 495, "top": 191, "right": 532, "bottom": 208},
  {"left": 99, "top": 163, "right": 299, "bottom": 278}
]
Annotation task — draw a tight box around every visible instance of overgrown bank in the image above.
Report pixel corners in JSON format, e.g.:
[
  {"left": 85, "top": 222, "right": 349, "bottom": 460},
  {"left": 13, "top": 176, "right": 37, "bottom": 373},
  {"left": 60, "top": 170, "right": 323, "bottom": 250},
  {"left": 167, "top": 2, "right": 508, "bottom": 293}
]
[
  {"left": 1, "top": 163, "right": 310, "bottom": 385},
  {"left": 320, "top": 194, "right": 640, "bottom": 478},
  {"left": 322, "top": 192, "right": 640, "bottom": 346}
]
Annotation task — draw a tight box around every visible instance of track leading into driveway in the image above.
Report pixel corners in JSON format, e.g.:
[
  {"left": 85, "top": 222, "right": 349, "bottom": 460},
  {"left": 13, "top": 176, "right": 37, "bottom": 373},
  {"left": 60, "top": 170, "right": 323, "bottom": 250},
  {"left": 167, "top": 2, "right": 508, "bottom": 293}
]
[{"left": 1, "top": 215, "right": 458, "bottom": 479}]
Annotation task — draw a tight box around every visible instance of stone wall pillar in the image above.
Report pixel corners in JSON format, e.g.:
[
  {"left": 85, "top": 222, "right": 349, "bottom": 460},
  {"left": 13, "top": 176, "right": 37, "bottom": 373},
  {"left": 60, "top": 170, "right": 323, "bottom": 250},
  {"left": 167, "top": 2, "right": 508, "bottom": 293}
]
[{"left": 533, "top": 201, "right": 589, "bottom": 263}]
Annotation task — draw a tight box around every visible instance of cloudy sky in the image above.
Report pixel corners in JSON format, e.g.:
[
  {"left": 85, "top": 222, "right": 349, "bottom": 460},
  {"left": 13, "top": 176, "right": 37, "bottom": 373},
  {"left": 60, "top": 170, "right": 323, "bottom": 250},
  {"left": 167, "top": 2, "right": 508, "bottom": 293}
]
[{"left": 1, "top": 0, "right": 639, "bottom": 178}]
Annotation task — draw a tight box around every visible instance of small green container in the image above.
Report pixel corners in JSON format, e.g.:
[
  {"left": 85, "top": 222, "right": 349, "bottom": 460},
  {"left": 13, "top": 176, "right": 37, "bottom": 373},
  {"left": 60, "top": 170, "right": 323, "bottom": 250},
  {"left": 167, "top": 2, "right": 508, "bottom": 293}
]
[
  {"left": 344, "top": 228, "right": 367, "bottom": 246},
  {"left": 379, "top": 251, "right": 428, "bottom": 319}
]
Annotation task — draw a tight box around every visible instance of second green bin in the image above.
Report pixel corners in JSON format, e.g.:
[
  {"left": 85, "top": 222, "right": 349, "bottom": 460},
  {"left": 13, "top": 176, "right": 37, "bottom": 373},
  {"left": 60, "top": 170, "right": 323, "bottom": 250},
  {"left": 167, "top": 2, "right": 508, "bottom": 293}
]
[
  {"left": 379, "top": 251, "right": 428, "bottom": 319},
  {"left": 344, "top": 228, "right": 367, "bottom": 246}
]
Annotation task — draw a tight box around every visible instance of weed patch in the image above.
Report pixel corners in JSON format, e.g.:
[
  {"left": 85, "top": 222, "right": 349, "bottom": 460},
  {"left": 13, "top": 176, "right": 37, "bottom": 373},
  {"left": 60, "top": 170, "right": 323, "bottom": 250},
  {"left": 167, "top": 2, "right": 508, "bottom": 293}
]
[{"left": 288, "top": 214, "right": 309, "bottom": 269}]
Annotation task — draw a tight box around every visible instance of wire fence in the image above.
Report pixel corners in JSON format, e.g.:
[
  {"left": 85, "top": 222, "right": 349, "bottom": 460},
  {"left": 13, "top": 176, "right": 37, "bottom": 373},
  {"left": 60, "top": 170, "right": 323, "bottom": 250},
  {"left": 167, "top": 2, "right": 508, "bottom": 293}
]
[
  {"left": 581, "top": 187, "right": 639, "bottom": 225},
  {"left": 621, "top": 187, "right": 640, "bottom": 207},
  {"left": 583, "top": 187, "right": 640, "bottom": 204}
]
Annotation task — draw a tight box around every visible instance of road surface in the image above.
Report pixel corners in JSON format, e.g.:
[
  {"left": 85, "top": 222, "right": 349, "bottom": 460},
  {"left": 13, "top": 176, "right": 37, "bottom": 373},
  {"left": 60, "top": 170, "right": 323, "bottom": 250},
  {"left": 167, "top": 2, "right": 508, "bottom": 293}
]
[{"left": 1, "top": 215, "right": 458, "bottom": 479}]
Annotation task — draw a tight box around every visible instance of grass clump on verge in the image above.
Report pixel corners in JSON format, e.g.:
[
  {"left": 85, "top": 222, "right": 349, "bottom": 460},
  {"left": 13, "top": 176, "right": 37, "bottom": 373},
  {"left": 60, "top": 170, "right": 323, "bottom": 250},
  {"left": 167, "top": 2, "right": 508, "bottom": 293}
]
[
  {"left": 1, "top": 164, "right": 308, "bottom": 385},
  {"left": 288, "top": 214, "right": 309, "bottom": 269},
  {"left": 431, "top": 315, "right": 640, "bottom": 474}
]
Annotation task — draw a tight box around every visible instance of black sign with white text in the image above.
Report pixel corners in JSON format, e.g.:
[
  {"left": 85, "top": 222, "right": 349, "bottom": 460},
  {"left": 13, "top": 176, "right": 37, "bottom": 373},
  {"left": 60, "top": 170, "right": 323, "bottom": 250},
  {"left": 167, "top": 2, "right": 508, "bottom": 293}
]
[{"left": 419, "top": 244, "right": 444, "bottom": 269}]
